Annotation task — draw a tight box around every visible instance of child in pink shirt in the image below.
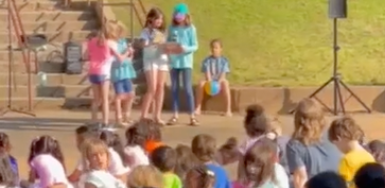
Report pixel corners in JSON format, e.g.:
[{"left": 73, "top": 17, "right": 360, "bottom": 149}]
[
  {"left": 86, "top": 21, "right": 131, "bottom": 130},
  {"left": 27, "top": 136, "right": 72, "bottom": 188}
]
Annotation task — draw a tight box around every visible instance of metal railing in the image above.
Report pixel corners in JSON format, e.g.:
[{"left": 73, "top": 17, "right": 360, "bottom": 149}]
[{"left": 8, "top": 0, "right": 34, "bottom": 111}]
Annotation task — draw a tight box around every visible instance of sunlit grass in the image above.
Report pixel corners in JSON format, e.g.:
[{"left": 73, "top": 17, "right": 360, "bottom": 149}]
[{"left": 112, "top": 0, "right": 385, "bottom": 86}]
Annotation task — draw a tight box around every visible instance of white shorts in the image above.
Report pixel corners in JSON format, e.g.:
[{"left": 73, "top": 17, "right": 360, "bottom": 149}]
[{"left": 143, "top": 55, "right": 169, "bottom": 71}]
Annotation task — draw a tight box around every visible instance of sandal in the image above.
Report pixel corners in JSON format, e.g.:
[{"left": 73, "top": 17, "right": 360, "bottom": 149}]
[
  {"left": 189, "top": 117, "right": 199, "bottom": 126},
  {"left": 166, "top": 117, "right": 178, "bottom": 126},
  {"left": 154, "top": 119, "right": 166, "bottom": 127}
]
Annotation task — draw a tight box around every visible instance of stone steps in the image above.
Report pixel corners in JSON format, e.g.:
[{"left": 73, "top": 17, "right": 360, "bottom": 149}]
[
  {"left": 0, "top": 97, "right": 92, "bottom": 110},
  {"left": 0, "top": 30, "right": 94, "bottom": 44},
  {"left": 0, "top": 1, "right": 94, "bottom": 11},
  {"left": 0, "top": 57, "right": 144, "bottom": 73},
  {"left": 0, "top": 20, "right": 98, "bottom": 32},
  {"left": 0, "top": 85, "right": 92, "bottom": 98},
  {"left": 0, "top": 10, "right": 94, "bottom": 22},
  {"left": 0, "top": 73, "right": 89, "bottom": 85}
]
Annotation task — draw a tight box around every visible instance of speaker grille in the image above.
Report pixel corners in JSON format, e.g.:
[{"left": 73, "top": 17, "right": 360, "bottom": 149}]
[{"left": 329, "top": 0, "right": 347, "bottom": 19}]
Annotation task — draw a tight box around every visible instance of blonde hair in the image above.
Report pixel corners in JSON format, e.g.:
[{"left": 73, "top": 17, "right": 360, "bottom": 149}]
[
  {"left": 292, "top": 98, "right": 326, "bottom": 145},
  {"left": 80, "top": 137, "right": 110, "bottom": 172},
  {"left": 105, "top": 20, "right": 121, "bottom": 41},
  {"left": 127, "top": 165, "right": 163, "bottom": 188}
]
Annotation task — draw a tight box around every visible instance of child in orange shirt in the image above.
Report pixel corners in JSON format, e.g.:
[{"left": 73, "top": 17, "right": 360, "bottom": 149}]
[{"left": 141, "top": 119, "right": 164, "bottom": 155}]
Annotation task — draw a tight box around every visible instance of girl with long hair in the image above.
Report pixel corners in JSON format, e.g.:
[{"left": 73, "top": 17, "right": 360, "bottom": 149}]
[
  {"left": 166, "top": 3, "right": 199, "bottom": 126},
  {"left": 98, "top": 131, "right": 130, "bottom": 181},
  {"left": 233, "top": 138, "right": 289, "bottom": 188},
  {"left": 139, "top": 8, "right": 168, "bottom": 125},
  {"left": 27, "top": 136, "right": 71, "bottom": 188},
  {"left": 81, "top": 138, "right": 126, "bottom": 188},
  {"left": 86, "top": 21, "right": 130, "bottom": 129},
  {"left": 286, "top": 98, "right": 341, "bottom": 188}
]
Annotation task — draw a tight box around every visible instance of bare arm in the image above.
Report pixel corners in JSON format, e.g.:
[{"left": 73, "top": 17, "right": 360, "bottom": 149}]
[
  {"left": 67, "top": 169, "right": 82, "bottom": 182},
  {"left": 109, "top": 47, "right": 129, "bottom": 62},
  {"left": 292, "top": 167, "right": 308, "bottom": 188}
]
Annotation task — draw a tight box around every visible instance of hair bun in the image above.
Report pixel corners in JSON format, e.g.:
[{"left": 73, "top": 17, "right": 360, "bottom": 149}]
[
  {"left": 222, "top": 137, "right": 238, "bottom": 149},
  {"left": 246, "top": 104, "right": 264, "bottom": 117}
]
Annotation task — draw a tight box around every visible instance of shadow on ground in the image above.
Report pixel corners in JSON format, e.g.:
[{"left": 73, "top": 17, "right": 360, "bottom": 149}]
[{"left": 0, "top": 117, "right": 86, "bottom": 131}]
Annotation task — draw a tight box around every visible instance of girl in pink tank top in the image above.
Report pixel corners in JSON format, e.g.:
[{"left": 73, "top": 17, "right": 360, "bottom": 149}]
[{"left": 85, "top": 21, "right": 131, "bottom": 129}]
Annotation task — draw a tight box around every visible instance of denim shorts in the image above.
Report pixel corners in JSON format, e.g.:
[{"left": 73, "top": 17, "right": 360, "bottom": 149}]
[
  {"left": 113, "top": 79, "right": 133, "bottom": 94},
  {"left": 89, "top": 75, "right": 107, "bottom": 85}
]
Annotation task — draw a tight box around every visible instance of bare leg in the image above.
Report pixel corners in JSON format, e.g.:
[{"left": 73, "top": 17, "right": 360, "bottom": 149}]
[
  {"left": 154, "top": 70, "right": 167, "bottom": 124},
  {"left": 114, "top": 95, "right": 123, "bottom": 124},
  {"left": 221, "top": 79, "right": 232, "bottom": 116},
  {"left": 90, "top": 84, "right": 101, "bottom": 123},
  {"left": 140, "top": 69, "right": 157, "bottom": 119},
  {"left": 101, "top": 80, "right": 110, "bottom": 125},
  {"left": 194, "top": 80, "right": 206, "bottom": 115},
  {"left": 122, "top": 92, "right": 134, "bottom": 123}
]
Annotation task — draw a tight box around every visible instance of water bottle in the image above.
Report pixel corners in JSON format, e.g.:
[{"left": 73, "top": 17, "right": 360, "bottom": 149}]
[{"left": 37, "top": 71, "right": 47, "bottom": 87}]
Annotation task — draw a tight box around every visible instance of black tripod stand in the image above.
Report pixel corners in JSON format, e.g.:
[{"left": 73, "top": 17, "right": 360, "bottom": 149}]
[
  {"left": 0, "top": 0, "right": 35, "bottom": 117},
  {"left": 306, "top": 18, "right": 371, "bottom": 115}
]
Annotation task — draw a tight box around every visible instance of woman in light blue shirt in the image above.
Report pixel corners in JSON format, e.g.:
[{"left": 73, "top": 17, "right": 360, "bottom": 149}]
[{"left": 166, "top": 3, "right": 199, "bottom": 126}]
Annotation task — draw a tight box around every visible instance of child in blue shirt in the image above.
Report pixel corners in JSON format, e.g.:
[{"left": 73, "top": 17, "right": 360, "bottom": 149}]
[
  {"left": 166, "top": 3, "right": 199, "bottom": 126},
  {"left": 191, "top": 134, "right": 231, "bottom": 188},
  {"left": 195, "top": 39, "right": 232, "bottom": 116},
  {"left": 111, "top": 32, "right": 136, "bottom": 127}
]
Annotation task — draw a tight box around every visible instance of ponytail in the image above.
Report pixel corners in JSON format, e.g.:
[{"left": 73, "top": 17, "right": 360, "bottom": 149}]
[
  {"left": 185, "top": 165, "right": 215, "bottom": 188},
  {"left": 97, "top": 28, "right": 106, "bottom": 46},
  {"left": 244, "top": 104, "right": 265, "bottom": 125}
]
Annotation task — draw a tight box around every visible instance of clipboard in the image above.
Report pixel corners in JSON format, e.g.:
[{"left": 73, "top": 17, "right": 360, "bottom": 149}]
[{"left": 158, "top": 42, "right": 184, "bottom": 55}]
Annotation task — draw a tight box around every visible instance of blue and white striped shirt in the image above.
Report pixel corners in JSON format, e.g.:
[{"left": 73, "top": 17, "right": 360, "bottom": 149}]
[{"left": 201, "top": 55, "right": 230, "bottom": 80}]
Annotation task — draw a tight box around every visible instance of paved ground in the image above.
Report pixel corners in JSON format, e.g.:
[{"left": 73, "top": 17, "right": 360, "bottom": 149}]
[{"left": 1, "top": 110, "right": 385, "bottom": 179}]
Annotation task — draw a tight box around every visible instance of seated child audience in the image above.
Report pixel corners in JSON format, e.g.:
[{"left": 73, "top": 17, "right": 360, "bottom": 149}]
[
  {"left": 233, "top": 138, "right": 289, "bottom": 188},
  {"left": 366, "top": 139, "right": 385, "bottom": 166},
  {"left": 0, "top": 153, "right": 18, "bottom": 188},
  {"left": 82, "top": 138, "right": 126, "bottom": 188},
  {"left": 124, "top": 124, "right": 149, "bottom": 168},
  {"left": 127, "top": 165, "right": 163, "bottom": 188},
  {"left": 354, "top": 162, "right": 385, "bottom": 188},
  {"left": 306, "top": 171, "right": 347, "bottom": 188},
  {"left": 328, "top": 116, "right": 375, "bottom": 187},
  {"left": 184, "top": 165, "right": 215, "bottom": 188},
  {"left": 195, "top": 39, "right": 232, "bottom": 116},
  {"left": 286, "top": 98, "right": 341, "bottom": 188},
  {"left": 0, "top": 132, "right": 18, "bottom": 179},
  {"left": 174, "top": 144, "right": 200, "bottom": 182},
  {"left": 142, "top": 119, "right": 164, "bottom": 155},
  {"left": 68, "top": 126, "right": 94, "bottom": 184},
  {"left": 27, "top": 136, "right": 72, "bottom": 188},
  {"left": 191, "top": 134, "right": 231, "bottom": 188},
  {"left": 150, "top": 145, "right": 182, "bottom": 188},
  {"left": 99, "top": 131, "right": 130, "bottom": 181}
]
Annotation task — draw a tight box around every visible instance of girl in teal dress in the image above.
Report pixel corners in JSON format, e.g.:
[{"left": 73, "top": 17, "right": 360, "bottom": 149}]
[{"left": 111, "top": 35, "right": 137, "bottom": 126}]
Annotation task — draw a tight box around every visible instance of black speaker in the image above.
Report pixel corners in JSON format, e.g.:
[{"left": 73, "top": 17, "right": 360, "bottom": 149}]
[{"left": 329, "top": 0, "right": 347, "bottom": 19}]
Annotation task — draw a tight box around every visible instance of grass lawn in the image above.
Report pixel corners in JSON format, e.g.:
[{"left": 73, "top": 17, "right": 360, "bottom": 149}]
[{"left": 112, "top": 0, "right": 385, "bottom": 86}]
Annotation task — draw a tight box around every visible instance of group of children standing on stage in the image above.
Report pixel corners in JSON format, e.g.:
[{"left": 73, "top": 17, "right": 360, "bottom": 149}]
[{"left": 85, "top": 3, "right": 233, "bottom": 129}]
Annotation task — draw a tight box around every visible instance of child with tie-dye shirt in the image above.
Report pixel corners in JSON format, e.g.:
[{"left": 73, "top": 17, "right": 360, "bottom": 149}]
[{"left": 195, "top": 39, "right": 232, "bottom": 116}]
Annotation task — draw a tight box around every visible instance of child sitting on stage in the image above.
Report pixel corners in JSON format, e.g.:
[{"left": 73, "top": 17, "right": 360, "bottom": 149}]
[{"left": 195, "top": 39, "right": 232, "bottom": 116}]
